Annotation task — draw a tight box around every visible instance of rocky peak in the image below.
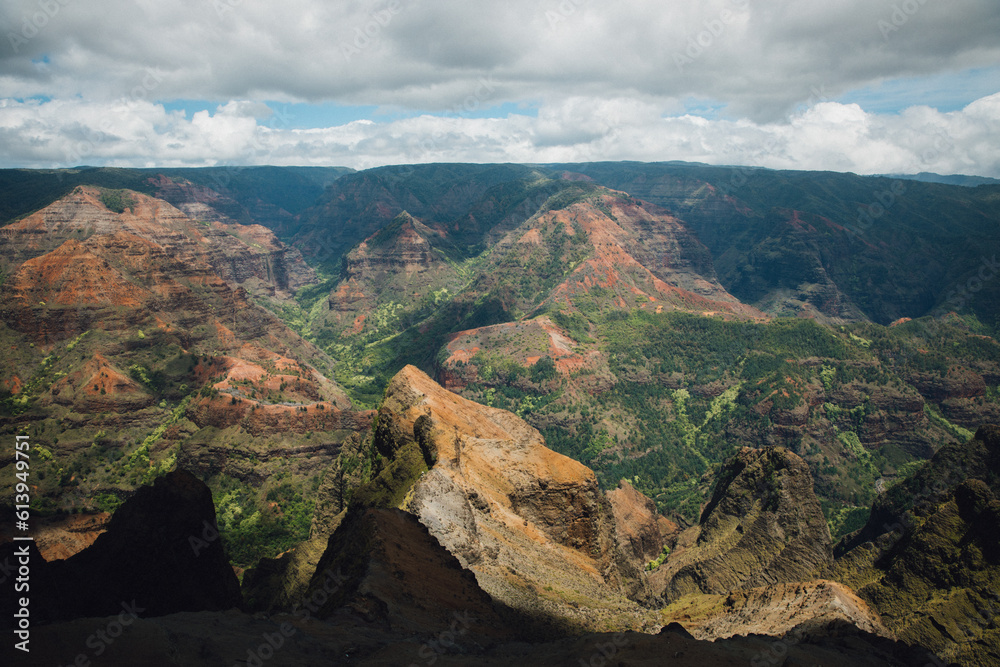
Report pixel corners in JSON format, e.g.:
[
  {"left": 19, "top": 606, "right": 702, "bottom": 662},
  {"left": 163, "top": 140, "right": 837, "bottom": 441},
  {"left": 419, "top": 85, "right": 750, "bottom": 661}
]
[
  {"left": 828, "top": 425, "right": 1000, "bottom": 663},
  {"left": 316, "top": 365, "right": 650, "bottom": 631},
  {"left": 325, "top": 211, "right": 463, "bottom": 336},
  {"left": 483, "top": 188, "right": 763, "bottom": 319},
  {"left": 652, "top": 446, "right": 832, "bottom": 601}
]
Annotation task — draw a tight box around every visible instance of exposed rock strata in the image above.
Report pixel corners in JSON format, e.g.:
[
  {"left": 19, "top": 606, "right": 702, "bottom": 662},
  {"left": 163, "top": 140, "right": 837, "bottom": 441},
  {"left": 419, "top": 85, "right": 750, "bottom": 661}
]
[{"left": 659, "top": 579, "right": 891, "bottom": 641}]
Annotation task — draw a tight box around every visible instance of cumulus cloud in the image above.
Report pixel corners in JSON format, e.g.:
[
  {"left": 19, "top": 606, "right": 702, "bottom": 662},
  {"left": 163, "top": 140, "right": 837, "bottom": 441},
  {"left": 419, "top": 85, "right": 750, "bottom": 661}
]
[
  {"left": 0, "top": 0, "right": 998, "bottom": 173},
  {"left": 2, "top": 93, "right": 999, "bottom": 177}
]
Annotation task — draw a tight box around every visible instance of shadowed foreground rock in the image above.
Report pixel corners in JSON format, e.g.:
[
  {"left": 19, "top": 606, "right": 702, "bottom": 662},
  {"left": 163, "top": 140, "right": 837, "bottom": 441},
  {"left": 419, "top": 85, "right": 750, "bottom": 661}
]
[
  {"left": 27, "top": 609, "right": 931, "bottom": 667},
  {"left": 1, "top": 469, "right": 241, "bottom": 626}
]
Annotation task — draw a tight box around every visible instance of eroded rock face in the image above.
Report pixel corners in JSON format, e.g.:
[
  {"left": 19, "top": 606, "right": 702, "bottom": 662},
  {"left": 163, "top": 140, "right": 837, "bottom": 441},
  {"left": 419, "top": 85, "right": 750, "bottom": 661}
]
[
  {"left": 0, "top": 185, "right": 314, "bottom": 296},
  {"left": 306, "top": 508, "right": 514, "bottom": 640},
  {"left": 829, "top": 425, "right": 1000, "bottom": 665},
  {"left": 315, "top": 365, "right": 648, "bottom": 631},
  {"left": 324, "top": 211, "right": 465, "bottom": 338},
  {"left": 652, "top": 446, "right": 833, "bottom": 602},
  {"left": 29, "top": 512, "right": 111, "bottom": 561},
  {"left": 607, "top": 479, "right": 680, "bottom": 568}
]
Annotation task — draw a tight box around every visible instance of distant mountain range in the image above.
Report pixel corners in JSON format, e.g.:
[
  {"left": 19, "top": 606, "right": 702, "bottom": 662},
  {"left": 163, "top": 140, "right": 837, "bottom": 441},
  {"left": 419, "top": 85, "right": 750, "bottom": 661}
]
[{"left": 883, "top": 171, "right": 1000, "bottom": 187}]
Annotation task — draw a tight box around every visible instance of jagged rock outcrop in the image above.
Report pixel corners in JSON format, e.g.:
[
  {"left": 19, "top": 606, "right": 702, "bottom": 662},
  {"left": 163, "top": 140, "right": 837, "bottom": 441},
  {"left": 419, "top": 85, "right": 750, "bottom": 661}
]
[
  {"left": 652, "top": 446, "right": 833, "bottom": 601},
  {"left": 29, "top": 512, "right": 111, "bottom": 561},
  {"left": 0, "top": 469, "right": 240, "bottom": 626},
  {"left": 324, "top": 211, "right": 465, "bottom": 337},
  {"left": 241, "top": 536, "right": 331, "bottom": 614},
  {"left": 476, "top": 189, "right": 764, "bottom": 319},
  {"left": 266, "top": 365, "right": 651, "bottom": 634},
  {"left": 374, "top": 365, "right": 645, "bottom": 627},
  {"left": 829, "top": 424, "right": 1000, "bottom": 665}
]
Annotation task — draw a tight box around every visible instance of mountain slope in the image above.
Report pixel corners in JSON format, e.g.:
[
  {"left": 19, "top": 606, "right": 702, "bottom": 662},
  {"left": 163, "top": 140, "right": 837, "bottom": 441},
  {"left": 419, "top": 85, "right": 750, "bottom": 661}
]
[
  {"left": 0, "top": 185, "right": 370, "bottom": 567},
  {"left": 551, "top": 161, "right": 1000, "bottom": 325},
  {"left": 828, "top": 424, "right": 1000, "bottom": 666}
]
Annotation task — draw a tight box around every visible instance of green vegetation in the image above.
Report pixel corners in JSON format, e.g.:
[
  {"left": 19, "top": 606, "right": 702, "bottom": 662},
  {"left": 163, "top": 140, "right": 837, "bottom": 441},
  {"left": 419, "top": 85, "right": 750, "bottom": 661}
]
[
  {"left": 94, "top": 492, "right": 125, "bottom": 514},
  {"left": 923, "top": 403, "right": 975, "bottom": 441},
  {"left": 214, "top": 478, "right": 315, "bottom": 568},
  {"left": 823, "top": 502, "right": 870, "bottom": 541},
  {"left": 98, "top": 188, "right": 136, "bottom": 213},
  {"left": 645, "top": 544, "right": 671, "bottom": 571}
]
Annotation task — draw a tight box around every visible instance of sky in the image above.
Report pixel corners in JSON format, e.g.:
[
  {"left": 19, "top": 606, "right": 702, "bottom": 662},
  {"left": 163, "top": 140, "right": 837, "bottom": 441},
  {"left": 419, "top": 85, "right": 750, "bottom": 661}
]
[{"left": 1, "top": 0, "right": 999, "bottom": 176}]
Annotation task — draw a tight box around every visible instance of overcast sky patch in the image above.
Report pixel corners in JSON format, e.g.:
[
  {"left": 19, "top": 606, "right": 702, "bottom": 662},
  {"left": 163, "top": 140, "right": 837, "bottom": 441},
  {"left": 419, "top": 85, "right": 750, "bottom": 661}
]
[{"left": 1, "top": 0, "right": 998, "bottom": 175}]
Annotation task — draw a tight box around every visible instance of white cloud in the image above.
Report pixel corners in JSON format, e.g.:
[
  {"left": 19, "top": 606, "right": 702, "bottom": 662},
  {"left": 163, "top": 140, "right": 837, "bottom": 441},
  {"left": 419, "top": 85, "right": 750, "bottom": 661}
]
[
  {"left": 0, "top": 0, "right": 998, "bottom": 173},
  {"left": 2, "top": 94, "right": 999, "bottom": 177}
]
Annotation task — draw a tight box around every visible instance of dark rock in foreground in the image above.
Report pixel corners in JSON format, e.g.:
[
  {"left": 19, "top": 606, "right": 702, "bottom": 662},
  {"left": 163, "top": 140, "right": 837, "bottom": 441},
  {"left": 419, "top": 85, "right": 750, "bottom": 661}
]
[{"left": 1, "top": 469, "right": 240, "bottom": 626}]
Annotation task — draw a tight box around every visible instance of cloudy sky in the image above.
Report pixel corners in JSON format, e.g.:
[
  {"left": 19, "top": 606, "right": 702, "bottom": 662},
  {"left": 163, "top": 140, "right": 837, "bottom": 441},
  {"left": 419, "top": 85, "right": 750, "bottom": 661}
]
[{"left": 1, "top": 0, "right": 999, "bottom": 176}]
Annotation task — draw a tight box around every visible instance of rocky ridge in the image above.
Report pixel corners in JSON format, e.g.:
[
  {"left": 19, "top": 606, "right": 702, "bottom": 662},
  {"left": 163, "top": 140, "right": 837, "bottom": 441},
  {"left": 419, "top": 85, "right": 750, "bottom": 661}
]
[
  {"left": 355, "top": 365, "right": 648, "bottom": 630},
  {"left": 829, "top": 424, "right": 1000, "bottom": 665},
  {"left": 651, "top": 446, "right": 833, "bottom": 601}
]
